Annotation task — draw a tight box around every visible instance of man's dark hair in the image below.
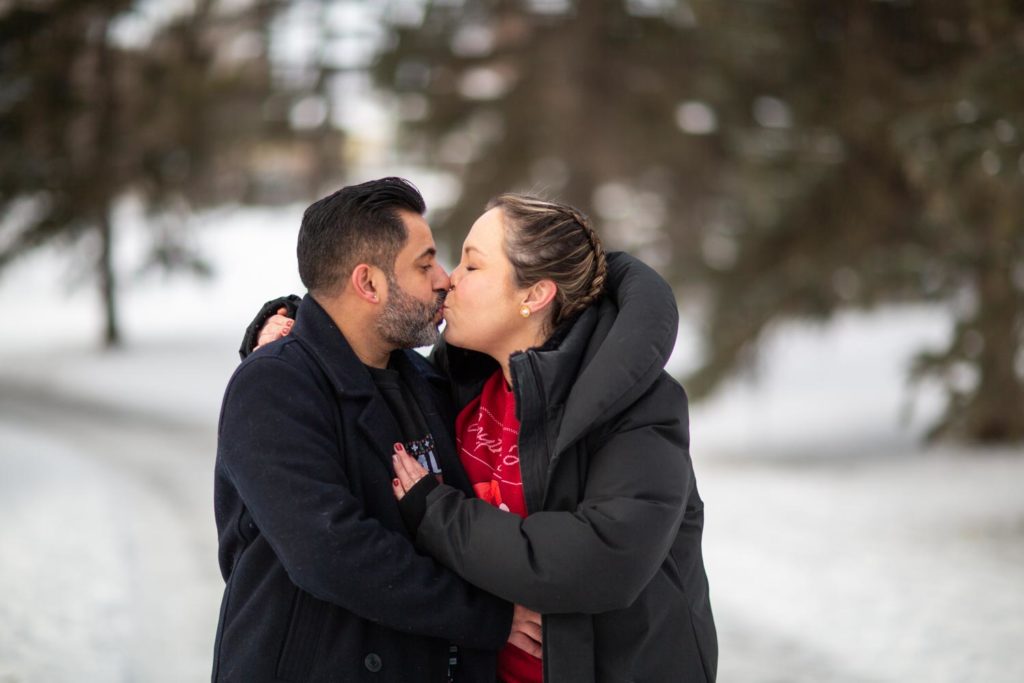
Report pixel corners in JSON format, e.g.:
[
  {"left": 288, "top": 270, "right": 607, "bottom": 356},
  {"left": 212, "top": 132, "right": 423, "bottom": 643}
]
[{"left": 297, "top": 177, "right": 426, "bottom": 296}]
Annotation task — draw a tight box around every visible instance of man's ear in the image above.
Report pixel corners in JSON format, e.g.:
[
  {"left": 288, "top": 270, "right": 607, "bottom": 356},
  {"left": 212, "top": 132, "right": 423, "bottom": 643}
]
[
  {"left": 522, "top": 279, "right": 557, "bottom": 316},
  {"left": 350, "top": 264, "right": 385, "bottom": 304}
]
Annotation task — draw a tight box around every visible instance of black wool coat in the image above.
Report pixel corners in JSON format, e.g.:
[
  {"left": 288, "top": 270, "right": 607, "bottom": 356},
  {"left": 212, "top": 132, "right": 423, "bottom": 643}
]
[
  {"left": 420, "top": 253, "right": 718, "bottom": 682},
  {"left": 213, "top": 295, "right": 512, "bottom": 682}
]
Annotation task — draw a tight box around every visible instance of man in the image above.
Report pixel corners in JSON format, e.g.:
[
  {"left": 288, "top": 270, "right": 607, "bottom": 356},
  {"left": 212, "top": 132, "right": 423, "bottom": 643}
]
[{"left": 213, "top": 178, "right": 514, "bottom": 682}]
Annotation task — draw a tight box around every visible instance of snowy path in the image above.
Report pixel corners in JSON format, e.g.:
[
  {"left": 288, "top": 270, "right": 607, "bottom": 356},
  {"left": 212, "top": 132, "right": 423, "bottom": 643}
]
[
  {"left": 0, "top": 383, "right": 222, "bottom": 683},
  {"left": 700, "top": 451, "right": 1024, "bottom": 683},
  {"left": 1, "top": 346, "right": 1022, "bottom": 682}
]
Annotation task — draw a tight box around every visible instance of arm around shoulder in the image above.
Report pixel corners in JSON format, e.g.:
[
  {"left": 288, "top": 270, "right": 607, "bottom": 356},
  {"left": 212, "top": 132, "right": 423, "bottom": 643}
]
[{"left": 237, "top": 294, "right": 302, "bottom": 359}]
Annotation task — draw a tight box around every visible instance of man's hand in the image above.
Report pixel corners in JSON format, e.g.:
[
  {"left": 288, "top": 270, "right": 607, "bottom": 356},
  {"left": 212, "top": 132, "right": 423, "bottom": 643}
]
[
  {"left": 507, "top": 604, "right": 542, "bottom": 658},
  {"left": 255, "top": 307, "right": 294, "bottom": 350}
]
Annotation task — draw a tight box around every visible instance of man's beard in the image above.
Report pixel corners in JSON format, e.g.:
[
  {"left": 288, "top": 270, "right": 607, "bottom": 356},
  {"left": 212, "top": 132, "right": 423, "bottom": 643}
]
[{"left": 376, "top": 277, "right": 444, "bottom": 349}]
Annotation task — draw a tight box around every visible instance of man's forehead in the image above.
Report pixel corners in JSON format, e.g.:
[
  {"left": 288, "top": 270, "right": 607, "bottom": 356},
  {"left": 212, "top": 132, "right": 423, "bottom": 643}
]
[
  {"left": 411, "top": 244, "right": 437, "bottom": 261},
  {"left": 397, "top": 210, "right": 436, "bottom": 258}
]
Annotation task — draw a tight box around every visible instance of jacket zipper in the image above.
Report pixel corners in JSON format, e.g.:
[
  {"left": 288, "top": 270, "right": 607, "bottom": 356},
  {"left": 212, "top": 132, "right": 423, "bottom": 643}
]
[
  {"left": 511, "top": 349, "right": 551, "bottom": 668},
  {"left": 511, "top": 350, "right": 550, "bottom": 516}
]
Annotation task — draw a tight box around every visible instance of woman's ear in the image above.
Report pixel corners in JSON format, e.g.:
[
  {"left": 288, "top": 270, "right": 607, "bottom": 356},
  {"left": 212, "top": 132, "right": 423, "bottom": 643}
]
[
  {"left": 350, "top": 264, "right": 384, "bottom": 304},
  {"left": 522, "top": 279, "right": 557, "bottom": 315}
]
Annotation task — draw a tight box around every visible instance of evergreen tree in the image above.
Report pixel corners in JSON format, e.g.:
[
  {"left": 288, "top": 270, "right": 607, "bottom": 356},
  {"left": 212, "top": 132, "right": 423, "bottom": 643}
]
[
  {"left": 686, "top": 0, "right": 1024, "bottom": 442},
  {"left": 372, "top": 0, "right": 1024, "bottom": 443},
  {"left": 0, "top": 0, "right": 336, "bottom": 346},
  {"left": 373, "top": 0, "right": 718, "bottom": 278}
]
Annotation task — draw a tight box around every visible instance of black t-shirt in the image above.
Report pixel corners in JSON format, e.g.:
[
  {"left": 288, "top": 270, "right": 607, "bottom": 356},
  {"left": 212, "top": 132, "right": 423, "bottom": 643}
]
[
  {"left": 368, "top": 360, "right": 457, "bottom": 677},
  {"left": 366, "top": 362, "right": 443, "bottom": 477}
]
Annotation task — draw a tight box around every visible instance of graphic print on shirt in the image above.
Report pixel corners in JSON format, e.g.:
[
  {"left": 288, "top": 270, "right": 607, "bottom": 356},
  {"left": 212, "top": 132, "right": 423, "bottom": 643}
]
[
  {"left": 364, "top": 362, "right": 443, "bottom": 478},
  {"left": 462, "top": 408, "right": 520, "bottom": 513},
  {"left": 456, "top": 372, "right": 529, "bottom": 517},
  {"left": 404, "top": 433, "right": 442, "bottom": 475}
]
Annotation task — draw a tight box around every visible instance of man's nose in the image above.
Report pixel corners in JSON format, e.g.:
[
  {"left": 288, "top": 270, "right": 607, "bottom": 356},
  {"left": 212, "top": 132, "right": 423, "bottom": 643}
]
[{"left": 434, "top": 265, "right": 451, "bottom": 292}]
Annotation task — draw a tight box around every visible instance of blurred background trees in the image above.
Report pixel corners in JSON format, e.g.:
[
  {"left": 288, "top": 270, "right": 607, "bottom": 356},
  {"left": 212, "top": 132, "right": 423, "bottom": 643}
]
[
  {"left": 374, "top": 0, "right": 717, "bottom": 281},
  {"left": 373, "top": 0, "right": 1024, "bottom": 443},
  {"left": 0, "top": 0, "right": 341, "bottom": 346},
  {"left": 2, "top": 0, "right": 1022, "bottom": 443},
  {"left": 685, "top": 1, "right": 1024, "bottom": 442}
]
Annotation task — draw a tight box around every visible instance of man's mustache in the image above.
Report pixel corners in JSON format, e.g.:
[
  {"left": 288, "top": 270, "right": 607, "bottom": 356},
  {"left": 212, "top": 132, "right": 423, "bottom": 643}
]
[{"left": 433, "top": 290, "right": 447, "bottom": 313}]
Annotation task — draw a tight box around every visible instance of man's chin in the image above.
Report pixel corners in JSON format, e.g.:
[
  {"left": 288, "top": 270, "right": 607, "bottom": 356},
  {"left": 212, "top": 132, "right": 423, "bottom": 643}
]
[{"left": 419, "top": 324, "right": 442, "bottom": 348}]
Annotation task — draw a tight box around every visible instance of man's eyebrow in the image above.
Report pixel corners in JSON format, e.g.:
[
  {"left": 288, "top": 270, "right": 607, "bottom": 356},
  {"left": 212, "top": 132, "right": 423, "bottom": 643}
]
[{"left": 417, "top": 246, "right": 437, "bottom": 260}]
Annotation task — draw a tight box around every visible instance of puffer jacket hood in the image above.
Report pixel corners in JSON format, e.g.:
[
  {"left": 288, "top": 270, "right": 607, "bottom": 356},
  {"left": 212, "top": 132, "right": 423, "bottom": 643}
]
[{"left": 538, "top": 251, "right": 678, "bottom": 454}]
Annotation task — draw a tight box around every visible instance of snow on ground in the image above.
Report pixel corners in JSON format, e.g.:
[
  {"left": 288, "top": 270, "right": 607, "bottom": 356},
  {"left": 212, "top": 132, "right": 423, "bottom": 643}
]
[
  {"left": 700, "top": 449, "right": 1024, "bottom": 682},
  {"left": 0, "top": 382, "right": 221, "bottom": 683},
  {"left": 674, "top": 304, "right": 952, "bottom": 458},
  {"left": 0, "top": 424, "right": 134, "bottom": 682},
  {"left": 1, "top": 203, "right": 1022, "bottom": 681}
]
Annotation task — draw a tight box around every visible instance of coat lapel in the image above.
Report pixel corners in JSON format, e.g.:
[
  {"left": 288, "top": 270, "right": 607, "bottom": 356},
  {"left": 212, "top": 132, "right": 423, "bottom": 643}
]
[
  {"left": 355, "top": 392, "right": 406, "bottom": 470},
  {"left": 289, "top": 295, "right": 400, "bottom": 469},
  {"left": 290, "top": 295, "right": 467, "bottom": 482}
]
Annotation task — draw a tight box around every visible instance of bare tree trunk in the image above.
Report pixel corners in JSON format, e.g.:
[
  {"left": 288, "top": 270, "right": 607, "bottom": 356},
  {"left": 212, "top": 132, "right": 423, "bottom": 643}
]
[
  {"left": 99, "top": 207, "right": 121, "bottom": 347},
  {"left": 963, "top": 241, "right": 1024, "bottom": 441},
  {"left": 307, "top": 0, "right": 337, "bottom": 199},
  {"left": 94, "top": 12, "right": 120, "bottom": 348}
]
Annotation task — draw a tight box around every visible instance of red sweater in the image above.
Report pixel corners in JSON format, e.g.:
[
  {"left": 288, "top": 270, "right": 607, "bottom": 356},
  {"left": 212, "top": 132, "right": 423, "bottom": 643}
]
[{"left": 455, "top": 370, "right": 543, "bottom": 683}]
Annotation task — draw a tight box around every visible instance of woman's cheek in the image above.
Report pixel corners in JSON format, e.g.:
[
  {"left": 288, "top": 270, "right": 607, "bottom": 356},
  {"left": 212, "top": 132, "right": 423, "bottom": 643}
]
[{"left": 443, "top": 314, "right": 464, "bottom": 344}]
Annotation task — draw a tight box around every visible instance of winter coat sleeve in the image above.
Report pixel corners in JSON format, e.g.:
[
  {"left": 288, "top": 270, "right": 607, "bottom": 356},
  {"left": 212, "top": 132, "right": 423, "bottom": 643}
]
[
  {"left": 414, "top": 377, "right": 693, "bottom": 615},
  {"left": 218, "top": 351, "right": 512, "bottom": 648},
  {"left": 237, "top": 294, "right": 301, "bottom": 360}
]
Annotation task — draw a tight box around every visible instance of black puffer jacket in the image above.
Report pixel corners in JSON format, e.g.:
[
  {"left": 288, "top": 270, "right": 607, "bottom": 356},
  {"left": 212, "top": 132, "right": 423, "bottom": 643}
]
[{"left": 422, "top": 252, "right": 718, "bottom": 682}]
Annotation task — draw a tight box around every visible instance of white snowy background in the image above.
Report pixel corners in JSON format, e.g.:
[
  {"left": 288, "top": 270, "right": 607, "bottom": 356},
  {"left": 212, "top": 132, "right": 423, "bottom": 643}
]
[{"left": 1, "top": 196, "right": 1022, "bottom": 683}]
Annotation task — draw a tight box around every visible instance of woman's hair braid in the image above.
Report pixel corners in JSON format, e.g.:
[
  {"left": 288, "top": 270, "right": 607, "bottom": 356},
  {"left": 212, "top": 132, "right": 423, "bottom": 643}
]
[{"left": 558, "top": 208, "right": 607, "bottom": 321}]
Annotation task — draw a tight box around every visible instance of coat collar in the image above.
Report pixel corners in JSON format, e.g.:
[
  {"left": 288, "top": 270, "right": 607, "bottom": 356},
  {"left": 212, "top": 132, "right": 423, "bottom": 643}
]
[
  {"left": 290, "top": 294, "right": 377, "bottom": 399},
  {"left": 290, "top": 295, "right": 470, "bottom": 492}
]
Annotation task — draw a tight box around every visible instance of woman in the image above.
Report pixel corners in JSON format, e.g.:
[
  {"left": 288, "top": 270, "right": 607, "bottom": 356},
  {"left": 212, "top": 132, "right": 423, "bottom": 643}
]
[
  {"left": 255, "top": 195, "right": 717, "bottom": 682},
  {"left": 390, "top": 194, "right": 716, "bottom": 682}
]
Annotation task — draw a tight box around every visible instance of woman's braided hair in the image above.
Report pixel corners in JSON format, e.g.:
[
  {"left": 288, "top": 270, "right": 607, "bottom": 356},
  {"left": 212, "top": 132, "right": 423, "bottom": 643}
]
[{"left": 487, "top": 193, "right": 607, "bottom": 330}]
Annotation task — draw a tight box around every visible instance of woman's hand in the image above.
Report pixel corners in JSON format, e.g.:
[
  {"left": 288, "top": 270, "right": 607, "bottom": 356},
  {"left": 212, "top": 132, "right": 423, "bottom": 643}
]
[
  {"left": 254, "top": 308, "right": 294, "bottom": 350},
  {"left": 508, "top": 604, "right": 543, "bottom": 658},
  {"left": 391, "top": 442, "right": 428, "bottom": 500}
]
